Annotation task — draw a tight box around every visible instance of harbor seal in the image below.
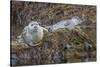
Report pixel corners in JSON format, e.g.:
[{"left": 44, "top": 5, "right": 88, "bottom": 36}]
[
  {"left": 47, "top": 16, "right": 82, "bottom": 32},
  {"left": 22, "top": 21, "right": 48, "bottom": 47}
]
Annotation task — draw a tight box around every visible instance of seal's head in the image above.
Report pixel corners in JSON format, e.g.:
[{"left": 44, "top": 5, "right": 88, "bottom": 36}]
[
  {"left": 28, "top": 21, "right": 39, "bottom": 31},
  {"left": 71, "top": 16, "right": 82, "bottom": 25}
]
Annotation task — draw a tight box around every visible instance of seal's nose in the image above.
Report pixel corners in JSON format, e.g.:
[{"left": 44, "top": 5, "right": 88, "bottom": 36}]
[{"left": 34, "top": 26, "right": 37, "bottom": 28}]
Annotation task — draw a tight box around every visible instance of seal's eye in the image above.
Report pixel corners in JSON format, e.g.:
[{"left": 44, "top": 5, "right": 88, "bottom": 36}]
[{"left": 31, "top": 24, "right": 33, "bottom": 26}]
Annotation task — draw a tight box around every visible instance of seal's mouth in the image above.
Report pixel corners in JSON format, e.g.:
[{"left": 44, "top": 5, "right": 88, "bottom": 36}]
[{"left": 33, "top": 28, "right": 38, "bottom": 32}]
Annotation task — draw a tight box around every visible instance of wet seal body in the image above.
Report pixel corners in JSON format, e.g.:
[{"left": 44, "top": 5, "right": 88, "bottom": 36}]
[
  {"left": 47, "top": 16, "right": 82, "bottom": 32},
  {"left": 22, "top": 21, "right": 48, "bottom": 47}
]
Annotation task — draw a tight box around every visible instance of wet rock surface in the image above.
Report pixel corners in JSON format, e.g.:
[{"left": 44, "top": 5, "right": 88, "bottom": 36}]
[{"left": 10, "top": 1, "right": 96, "bottom": 66}]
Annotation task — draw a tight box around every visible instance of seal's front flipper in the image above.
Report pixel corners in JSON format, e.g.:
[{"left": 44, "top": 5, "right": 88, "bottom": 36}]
[
  {"left": 41, "top": 27, "right": 48, "bottom": 32},
  {"left": 27, "top": 42, "right": 40, "bottom": 47}
]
